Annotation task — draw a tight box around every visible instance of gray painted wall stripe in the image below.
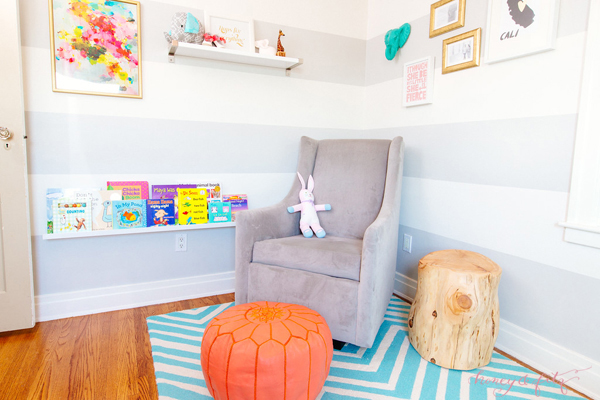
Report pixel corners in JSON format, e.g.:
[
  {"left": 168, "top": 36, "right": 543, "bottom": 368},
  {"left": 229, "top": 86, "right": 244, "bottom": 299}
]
[
  {"left": 21, "top": 0, "right": 366, "bottom": 86},
  {"left": 366, "top": 0, "right": 590, "bottom": 86},
  {"left": 25, "top": 111, "right": 359, "bottom": 175},
  {"left": 32, "top": 228, "right": 235, "bottom": 295},
  {"left": 396, "top": 224, "right": 600, "bottom": 361},
  {"left": 366, "top": 114, "right": 576, "bottom": 193},
  {"left": 27, "top": 111, "right": 575, "bottom": 192}
]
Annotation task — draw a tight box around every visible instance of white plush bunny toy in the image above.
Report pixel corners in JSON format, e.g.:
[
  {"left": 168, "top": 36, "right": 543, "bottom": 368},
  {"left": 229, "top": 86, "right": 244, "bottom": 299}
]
[{"left": 287, "top": 172, "right": 332, "bottom": 238}]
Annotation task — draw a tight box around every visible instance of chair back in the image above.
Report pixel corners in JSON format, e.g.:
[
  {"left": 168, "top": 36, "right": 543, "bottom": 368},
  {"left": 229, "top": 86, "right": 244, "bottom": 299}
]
[{"left": 310, "top": 139, "right": 391, "bottom": 239}]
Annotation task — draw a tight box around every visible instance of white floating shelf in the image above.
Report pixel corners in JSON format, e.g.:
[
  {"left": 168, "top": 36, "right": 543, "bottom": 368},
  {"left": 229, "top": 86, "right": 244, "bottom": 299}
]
[
  {"left": 168, "top": 41, "right": 303, "bottom": 75},
  {"left": 43, "top": 222, "right": 235, "bottom": 240}
]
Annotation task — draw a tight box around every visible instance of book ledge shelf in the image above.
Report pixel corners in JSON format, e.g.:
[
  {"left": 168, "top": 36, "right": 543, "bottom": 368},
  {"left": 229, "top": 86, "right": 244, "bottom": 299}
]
[
  {"left": 42, "top": 222, "right": 236, "bottom": 240},
  {"left": 167, "top": 40, "right": 303, "bottom": 76}
]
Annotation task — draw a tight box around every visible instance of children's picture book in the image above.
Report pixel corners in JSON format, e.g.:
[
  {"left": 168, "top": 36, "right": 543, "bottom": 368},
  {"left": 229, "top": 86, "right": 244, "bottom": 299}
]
[
  {"left": 147, "top": 199, "right": 175, "bottom": 227},
  {"left": 177, "top": 188, "right": 208, "bottom": 225},
  {"left": 209, "top": 201, "right": 232, "bottom": 223},
  {"left": 107, "top": 181, "right": 149, "bottom": 200},
  {"left": 223, "top": 194, "right": 248, "bottom": 222},
  {"left": 47, "top": 188, "right": 101, "bottom": 233},
  {"left": 52, "top": 197, "right": 93, "bottom": 234},
  {"left": 151, "top": 184, "right": 196, "bottom": 200},
  {"left": 151, "top": 184, "right": 196, "bottom": 223},
  {"left": 93, "top": 190, "right": 123, "bottom": 231},
  {"left": 46, "top": 188, "right": 65, "bottom": 233},
  {"left": 197, "top": 182, "right": 222, "bottom": 202},
  {"left": 112, "top": 200, "right": 148, "bottom": 229}
]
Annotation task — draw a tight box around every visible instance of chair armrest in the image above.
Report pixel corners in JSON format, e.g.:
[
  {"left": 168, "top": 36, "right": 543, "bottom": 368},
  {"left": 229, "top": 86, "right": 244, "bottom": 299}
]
[
  {"left": 235, "top": 201, "right": 299, "bottom": 304},
  {"left": 235, "top": 136, "right": 320, "bottom": 305},
  {"left": 356, "top": 137, "right": 404, "bottom": 346}
]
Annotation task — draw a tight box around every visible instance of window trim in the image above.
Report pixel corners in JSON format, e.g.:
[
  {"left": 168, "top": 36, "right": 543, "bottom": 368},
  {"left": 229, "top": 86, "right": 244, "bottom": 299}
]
[{"left": 559, "top": 0, "right": 600, "bottom": 249}]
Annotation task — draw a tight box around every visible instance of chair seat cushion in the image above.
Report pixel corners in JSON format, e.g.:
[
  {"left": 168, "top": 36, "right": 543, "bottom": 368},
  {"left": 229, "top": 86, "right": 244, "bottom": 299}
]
[{"left": 252, "top": 235, "right": 362, "bottom": 281}]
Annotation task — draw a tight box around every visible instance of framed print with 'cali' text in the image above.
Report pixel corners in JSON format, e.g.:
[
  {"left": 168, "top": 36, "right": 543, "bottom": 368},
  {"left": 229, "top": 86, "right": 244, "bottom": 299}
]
[{"left": 485, "top": 0, "right": 560, "bottom": 63}]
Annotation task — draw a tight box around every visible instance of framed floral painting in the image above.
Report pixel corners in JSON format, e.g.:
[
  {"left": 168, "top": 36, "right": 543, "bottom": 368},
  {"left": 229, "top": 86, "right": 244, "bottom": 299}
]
[{"left": 48, "top": 0, "right": 142, "bottom": 98}]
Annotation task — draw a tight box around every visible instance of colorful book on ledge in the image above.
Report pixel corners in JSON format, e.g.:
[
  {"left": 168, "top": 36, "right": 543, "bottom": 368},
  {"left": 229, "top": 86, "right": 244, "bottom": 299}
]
[
  {"left": 197, "top": 182, "right": 222, "bottom": 202},
  {"left": 147, "top": 199, "right": 175, "bottom": 227},
  {"left": 52, "top": 198, "right": 93, "bottom": 234},
  {"left": 177, "top": 188, "right": 208, "bottom": 225},
  {"left": 46, "top": 188, "right": 65, "bottom": 233},
  {"left": 151, "top": 184, "right": 196, "bottom": 223},
  {"left": 47, "top": 188, "right": 106, "bottom": 233},
  {"left": 93, "top": 190, "right": 123, "bottom": 231},
  {"left": 223, "top": 194, "right": 248, "bottom": 222},
  {"left": 209, "top": 201, "right": 232, "bottom": 223},
  {"left": 112, "top": 200, "right": 147, "bottom": 229},
  {"left": 107, "top": 181, "right": 149, "bottom": 200}
]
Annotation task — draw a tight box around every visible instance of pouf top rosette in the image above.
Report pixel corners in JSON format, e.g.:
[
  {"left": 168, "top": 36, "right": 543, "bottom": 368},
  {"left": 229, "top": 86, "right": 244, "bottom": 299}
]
[{"left": 201, "top": 301, "right": 333, "bottom": 400}]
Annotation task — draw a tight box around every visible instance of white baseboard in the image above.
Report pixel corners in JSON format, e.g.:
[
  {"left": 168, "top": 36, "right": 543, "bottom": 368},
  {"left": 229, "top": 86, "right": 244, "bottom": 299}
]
[
  {"left": 495, "top": 319, "right": 600, "bottom": 399},
  {"left": 393, "top": 271, "right": 417, "bottom": 302},
  {"left": 394, "top": 271, "right": 599, "bottom": 399},
  {"left": 35, "top": 271, "right": 235, "bottom": 322}
]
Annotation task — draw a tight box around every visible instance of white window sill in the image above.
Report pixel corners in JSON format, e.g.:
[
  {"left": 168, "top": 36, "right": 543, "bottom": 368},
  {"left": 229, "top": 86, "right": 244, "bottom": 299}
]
[{"left": 559, "top": 222, "right": 600, "bottom": 249}]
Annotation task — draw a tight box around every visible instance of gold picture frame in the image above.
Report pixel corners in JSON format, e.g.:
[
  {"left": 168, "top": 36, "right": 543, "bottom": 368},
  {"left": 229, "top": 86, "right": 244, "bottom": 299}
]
[
  {"left": 430, "top": 0, "right": 466, "bottom": 38},
  {"left": 48, "top": 0, "right": 142, "bottom": 98},
  {"left": 442, "top": 28, "right": 481, "bottom": 74}
]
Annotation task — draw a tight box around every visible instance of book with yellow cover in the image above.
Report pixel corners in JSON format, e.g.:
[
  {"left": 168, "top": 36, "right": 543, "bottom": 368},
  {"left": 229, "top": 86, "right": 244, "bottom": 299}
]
[{"left": 177, "top": 188, "right": 208, "bottom": 225}]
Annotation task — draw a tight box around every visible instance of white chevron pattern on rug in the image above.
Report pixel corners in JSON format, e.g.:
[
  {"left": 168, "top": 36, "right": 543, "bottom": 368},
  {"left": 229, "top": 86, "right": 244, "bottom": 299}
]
[{"left": 146, "top": 298, "right": 584, "bottom": 400}]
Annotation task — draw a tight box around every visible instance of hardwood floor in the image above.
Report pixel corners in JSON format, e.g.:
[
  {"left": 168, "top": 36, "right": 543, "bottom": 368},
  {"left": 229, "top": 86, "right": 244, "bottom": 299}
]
[
  {"left": 1, "top": 293, "right": 592, "bottom": 400},
  {"left": 0, "top": 293, "right": 235, "bottom": 400}
]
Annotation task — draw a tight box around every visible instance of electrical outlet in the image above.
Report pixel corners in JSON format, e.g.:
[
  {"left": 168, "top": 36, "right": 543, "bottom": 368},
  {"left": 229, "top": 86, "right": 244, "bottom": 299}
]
[
  {"left": 402, "top": 234, "right": 412, "bottom": 253},
  {"left": 175, "top": 233, "right": 187, "bottom": 252}
]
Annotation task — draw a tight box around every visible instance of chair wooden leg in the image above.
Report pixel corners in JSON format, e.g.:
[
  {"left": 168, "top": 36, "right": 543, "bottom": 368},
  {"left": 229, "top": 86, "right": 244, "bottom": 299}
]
[{"left": 332, "top": 339, "right": 346, "bottom": 350}]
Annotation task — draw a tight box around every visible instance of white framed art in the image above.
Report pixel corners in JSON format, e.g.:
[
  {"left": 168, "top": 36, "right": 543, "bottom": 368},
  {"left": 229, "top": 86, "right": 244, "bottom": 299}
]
[
  {"left": 204, "top": 14, "right": 255, "bottom": 53},
  {"left": 403, "top": 56, "right": 434, "bottom": 107},
  {"left": 485, "top": 0, "right": 560, "bottom": 63}
]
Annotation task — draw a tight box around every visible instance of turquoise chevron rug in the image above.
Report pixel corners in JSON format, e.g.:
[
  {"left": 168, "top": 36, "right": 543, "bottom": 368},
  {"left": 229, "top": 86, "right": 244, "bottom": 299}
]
[{"left": 146, "top": 297, "right": 584, "bottom": 399}]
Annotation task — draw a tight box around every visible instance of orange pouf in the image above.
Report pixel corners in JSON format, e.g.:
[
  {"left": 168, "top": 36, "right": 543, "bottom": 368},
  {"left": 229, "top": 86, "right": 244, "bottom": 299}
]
[{"left": 201, "top": 301, "right": 333, "bottom": 400}]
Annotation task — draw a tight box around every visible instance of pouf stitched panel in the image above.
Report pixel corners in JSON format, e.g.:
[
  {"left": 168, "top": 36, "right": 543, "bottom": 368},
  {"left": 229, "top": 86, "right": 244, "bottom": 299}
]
[{"left": 201, "top": 301, "right": 333, "bottom": 400}]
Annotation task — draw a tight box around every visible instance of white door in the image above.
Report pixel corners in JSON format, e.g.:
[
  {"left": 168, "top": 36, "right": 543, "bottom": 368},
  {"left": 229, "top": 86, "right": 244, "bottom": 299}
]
[{"left": 0, "top": 0, "right": 35, "bottom": 331}]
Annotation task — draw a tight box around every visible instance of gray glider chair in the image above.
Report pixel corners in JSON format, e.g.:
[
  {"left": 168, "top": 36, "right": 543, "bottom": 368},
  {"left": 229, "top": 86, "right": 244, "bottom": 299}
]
[{"left": 235, "top": 136, "right": 405, "bottom": 348}]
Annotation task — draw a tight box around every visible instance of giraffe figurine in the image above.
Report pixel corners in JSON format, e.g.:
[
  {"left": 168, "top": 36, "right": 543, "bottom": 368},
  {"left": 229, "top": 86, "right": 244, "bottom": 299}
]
[{"left": 276, "top": 30, "right": 286, "bottom": 57}]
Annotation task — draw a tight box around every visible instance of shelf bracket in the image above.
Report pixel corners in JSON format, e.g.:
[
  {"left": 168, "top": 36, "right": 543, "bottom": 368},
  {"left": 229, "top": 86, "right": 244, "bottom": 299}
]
[
  {"left": 285, "top": 58, "right": 304, "bottom": 77},
  {"left": 168, "top": 40, "right": 179, "bottom": 63}
]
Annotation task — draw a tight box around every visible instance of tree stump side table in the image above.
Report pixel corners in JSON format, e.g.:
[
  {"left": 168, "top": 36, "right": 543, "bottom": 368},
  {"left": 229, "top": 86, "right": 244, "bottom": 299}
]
[{"left": 407, "top": 250, "right": 502, "bottom": 370}]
